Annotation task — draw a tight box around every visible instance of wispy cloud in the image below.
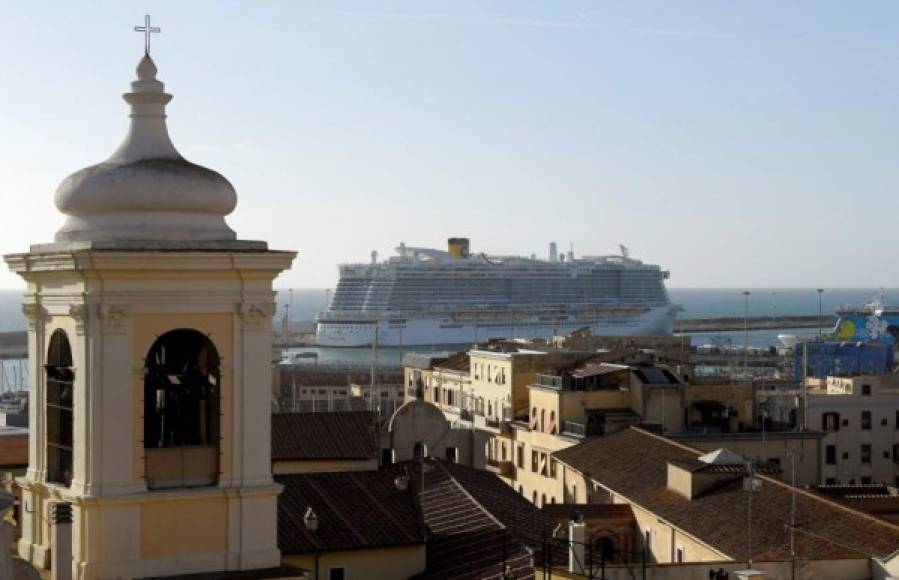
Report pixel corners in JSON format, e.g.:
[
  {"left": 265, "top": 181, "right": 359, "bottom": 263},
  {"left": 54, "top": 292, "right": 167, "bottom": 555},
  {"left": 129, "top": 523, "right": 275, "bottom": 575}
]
[{"left": 298, "top": 8, "right": 742, "bottom": 40}]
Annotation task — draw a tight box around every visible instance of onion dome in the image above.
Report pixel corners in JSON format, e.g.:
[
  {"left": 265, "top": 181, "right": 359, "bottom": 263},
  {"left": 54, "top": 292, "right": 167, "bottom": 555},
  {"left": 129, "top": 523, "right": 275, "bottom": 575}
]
[{"left": 54, "top": 54, "right": 237, "bottom": 243}]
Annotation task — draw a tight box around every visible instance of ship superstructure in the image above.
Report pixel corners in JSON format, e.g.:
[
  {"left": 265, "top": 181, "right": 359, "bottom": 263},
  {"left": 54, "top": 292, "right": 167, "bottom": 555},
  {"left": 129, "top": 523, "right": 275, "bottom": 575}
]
[{"left": 316, "top": 238, "right": 678, "bottom": 347}]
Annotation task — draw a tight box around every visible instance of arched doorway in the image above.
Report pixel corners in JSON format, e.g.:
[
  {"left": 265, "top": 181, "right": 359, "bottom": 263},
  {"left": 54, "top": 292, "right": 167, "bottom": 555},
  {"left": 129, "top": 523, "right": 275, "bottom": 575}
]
[
  {"left": 144, "top": 329, "right": 220, "bottom": 490},
  {"left": 46, "top": 329, "right": 74, "bottom": 486}
]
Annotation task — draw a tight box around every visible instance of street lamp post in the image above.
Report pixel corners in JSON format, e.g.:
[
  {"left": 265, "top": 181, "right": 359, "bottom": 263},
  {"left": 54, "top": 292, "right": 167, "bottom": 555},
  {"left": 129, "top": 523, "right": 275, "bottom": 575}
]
[
  {"left": 817, "top": 288, "right": 824, "bottom": 338},
  {"left": 743, "top": 291, "right": 750, "bottom": 376}
]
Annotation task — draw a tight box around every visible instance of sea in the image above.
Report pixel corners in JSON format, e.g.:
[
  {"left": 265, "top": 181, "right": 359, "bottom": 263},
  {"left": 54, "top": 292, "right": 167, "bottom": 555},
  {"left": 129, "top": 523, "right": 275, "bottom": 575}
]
[{"left": 0, "top": 287, "right": 894, "bottom": 374}]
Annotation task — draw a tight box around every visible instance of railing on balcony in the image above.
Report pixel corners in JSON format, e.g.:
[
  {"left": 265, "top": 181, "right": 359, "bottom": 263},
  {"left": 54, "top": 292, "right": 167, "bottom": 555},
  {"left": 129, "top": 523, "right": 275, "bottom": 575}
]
[
  {"left": 561, "top": 420, "right": 603, "bottom": 438},
  {"left": 485, "top": 457, "right": 514, "bottom": 478},
  {"left": 534, "top": 374, "right": 566, "bottom": 389},
  {"left": 459, "top": 408, "right": 474, "bottom": 422}
]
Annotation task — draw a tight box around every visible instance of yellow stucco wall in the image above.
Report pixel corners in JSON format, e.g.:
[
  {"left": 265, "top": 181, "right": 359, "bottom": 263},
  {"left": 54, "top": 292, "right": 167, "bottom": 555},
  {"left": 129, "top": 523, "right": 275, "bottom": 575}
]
[
  {"left": 284, "top": 544, "right": 426, "bottom": 580},
  {"left": 139, "top": 497, "right": 228, "bottom": 558}
]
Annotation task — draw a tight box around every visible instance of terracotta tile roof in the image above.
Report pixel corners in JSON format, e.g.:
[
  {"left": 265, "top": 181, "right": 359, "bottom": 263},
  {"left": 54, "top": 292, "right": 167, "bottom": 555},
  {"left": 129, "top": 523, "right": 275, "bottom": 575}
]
[
  {"left": 407, "top": 461, "right": 551, "bottom": 580},
  {"left": 271, "top": 411, "right": 379, "bottom": 461},
  {"left": 434, "top": 352, "right": 470, "bottom": 373},
  {"left": 277, "top": 460, "right": 554, "bottom": 577},
  {"left": 554, "top": 427, "right": 899, "bottom": 561},
  {"left": 275, "top": 470, "right": 425, "bottom": 554}
]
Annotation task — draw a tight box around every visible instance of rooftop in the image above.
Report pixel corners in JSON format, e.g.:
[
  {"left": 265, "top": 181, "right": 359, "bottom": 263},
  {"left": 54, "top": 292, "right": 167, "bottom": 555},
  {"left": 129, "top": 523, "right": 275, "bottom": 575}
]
[
  {"left": 275, "top": 469, "right": 424, "bottom": 554},
  {"left": 554, "top": 427, "right": 899, "bottom": 561},
  {"left": 271, "top": 411, "right": 379, "bottom": 461},
  {"left": 433, "top": 352, "right": 471, "bottom": 373},
  {"left": 276, "top": 461, "right": 553, "bottom": 579}
]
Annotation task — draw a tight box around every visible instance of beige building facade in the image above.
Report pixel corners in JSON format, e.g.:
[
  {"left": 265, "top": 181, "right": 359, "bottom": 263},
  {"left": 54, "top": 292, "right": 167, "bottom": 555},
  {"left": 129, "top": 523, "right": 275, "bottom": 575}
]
[{"left": 810, "top": 374, "right": 899, "bottom": 485}]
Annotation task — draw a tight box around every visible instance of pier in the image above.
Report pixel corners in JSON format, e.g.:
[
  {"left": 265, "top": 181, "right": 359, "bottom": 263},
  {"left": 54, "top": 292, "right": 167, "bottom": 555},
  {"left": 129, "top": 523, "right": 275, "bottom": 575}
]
[
  {"left": 0, "top": 315, "right": 839, "bottom": 359},
  {"left": 673, "top": 315, "right": 836, "bottom": 333}
]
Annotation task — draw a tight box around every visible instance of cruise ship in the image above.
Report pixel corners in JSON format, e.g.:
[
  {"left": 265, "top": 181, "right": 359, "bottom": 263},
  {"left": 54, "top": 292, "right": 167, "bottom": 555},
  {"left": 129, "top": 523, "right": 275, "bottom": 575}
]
[{"left": 316, "top": 238, "right": 678, "bottom": 347}]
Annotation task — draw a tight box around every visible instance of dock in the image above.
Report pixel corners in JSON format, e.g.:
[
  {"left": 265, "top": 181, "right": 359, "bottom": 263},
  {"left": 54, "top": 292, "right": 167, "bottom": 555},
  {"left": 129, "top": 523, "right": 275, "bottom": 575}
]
[
  {"left": 0, "top": 315, "right": 839, "bottom": 360},
  {"left": 673, "top": 315, "right": 836, "bottom": 333}
]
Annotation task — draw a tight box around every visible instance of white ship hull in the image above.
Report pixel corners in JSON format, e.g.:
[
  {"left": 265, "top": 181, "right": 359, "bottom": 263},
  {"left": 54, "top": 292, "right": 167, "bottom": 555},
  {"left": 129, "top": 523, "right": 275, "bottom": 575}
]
[{"left": 316, "top": 305, "right": 678, "bottom": 347}]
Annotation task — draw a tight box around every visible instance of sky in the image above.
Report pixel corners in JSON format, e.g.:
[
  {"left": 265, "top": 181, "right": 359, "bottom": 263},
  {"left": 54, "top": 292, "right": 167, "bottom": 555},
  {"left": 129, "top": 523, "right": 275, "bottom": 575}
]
[{"left": 1, "top": 1, "right": 898, "bottom": 290}]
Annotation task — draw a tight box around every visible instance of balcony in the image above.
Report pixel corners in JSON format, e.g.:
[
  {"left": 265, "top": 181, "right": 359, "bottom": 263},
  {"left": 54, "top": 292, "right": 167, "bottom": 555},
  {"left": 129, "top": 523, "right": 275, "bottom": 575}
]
[
  {"left": 459, "top": 408, "right": 474, "bottom": 422},
  {"left": 485, "top": 457, "right": 514, "bottom": 478},
  {"left": 561, "top": 420, "right": 603, "bottom": 438}
]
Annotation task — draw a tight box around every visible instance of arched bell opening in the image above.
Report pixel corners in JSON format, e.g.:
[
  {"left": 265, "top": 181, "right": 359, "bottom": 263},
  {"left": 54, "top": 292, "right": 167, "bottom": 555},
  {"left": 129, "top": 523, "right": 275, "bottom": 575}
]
[
  {"left": 46, "top": 329, "right": 74, "bottom": 486},
  {"left": 143, "top": 329, "right": 220, "bottom": 490}
]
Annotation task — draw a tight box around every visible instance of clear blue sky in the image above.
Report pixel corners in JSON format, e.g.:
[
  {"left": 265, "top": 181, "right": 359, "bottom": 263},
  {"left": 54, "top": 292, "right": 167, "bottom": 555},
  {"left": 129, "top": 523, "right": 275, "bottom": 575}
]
[{"left": 1, "top": 1, "right": 898, "bottom": 290}]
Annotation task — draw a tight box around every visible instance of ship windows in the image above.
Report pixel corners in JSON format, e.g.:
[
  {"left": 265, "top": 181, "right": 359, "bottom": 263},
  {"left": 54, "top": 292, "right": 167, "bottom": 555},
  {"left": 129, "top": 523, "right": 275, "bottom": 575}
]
[
  {"left": 46, "top": 329, "right": 74, "bottom": 486},
  {"left": 144, "top": 329, "right": 220, "bottom": 490}
]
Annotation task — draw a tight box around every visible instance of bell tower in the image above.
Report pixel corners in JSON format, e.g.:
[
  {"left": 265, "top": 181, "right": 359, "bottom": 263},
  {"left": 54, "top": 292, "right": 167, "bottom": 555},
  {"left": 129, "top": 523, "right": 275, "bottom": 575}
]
[{"left": 4, "top": 31, "right": 295, "bottom": 579}]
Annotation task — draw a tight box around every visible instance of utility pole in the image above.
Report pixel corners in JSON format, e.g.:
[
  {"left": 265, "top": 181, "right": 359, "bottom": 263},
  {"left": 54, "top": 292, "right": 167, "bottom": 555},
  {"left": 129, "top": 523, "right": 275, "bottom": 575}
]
[
  {"left": 743, "top": 291, "right": 751, "bottom": 376},
  {"left": 817, "top": 288, "right": 824, "bottom": 338},
  {"left": 370, "top": 321, "right": 379, "bottom": 394}
]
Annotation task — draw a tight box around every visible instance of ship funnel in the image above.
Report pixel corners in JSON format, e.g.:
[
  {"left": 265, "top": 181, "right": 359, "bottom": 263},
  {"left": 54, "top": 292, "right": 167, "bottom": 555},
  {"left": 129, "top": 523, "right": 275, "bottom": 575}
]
[
  {"left": 448, "top": 237, "right": 470, "bottom": 258},
  {"left": 549, "top": 242, "right": 558, "bottom": 262}
]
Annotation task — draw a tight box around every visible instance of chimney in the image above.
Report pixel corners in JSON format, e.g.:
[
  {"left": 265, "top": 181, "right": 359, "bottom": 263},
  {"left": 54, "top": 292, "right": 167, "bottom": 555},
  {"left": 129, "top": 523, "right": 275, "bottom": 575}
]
[
  {"left": 549, "top": 242, "right": 558, "bottom": 262},
  {"left": 303, "top": 507, "right": 319, "bottom": 531},
  {"left": 568, "top": 518, "right": 586, "bottom": 575},
  {"left": 51, "top": 501, "right": 73, "bottom": 580}
]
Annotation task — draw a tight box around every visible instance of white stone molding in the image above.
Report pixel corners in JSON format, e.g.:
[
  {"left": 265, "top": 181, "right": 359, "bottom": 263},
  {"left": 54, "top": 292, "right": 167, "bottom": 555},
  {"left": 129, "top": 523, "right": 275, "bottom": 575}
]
[
  {"left": 97, "top": 305, "right": 131, "bottom": 335},
  {"left": 69, "top": 304, "right": 89, "bottom": 335},
  {"left": 20, "top": 304, "right": 47, "bottom": 332},
  {"left": 237, "top": 303, "right": 274, "bottom": 331}
]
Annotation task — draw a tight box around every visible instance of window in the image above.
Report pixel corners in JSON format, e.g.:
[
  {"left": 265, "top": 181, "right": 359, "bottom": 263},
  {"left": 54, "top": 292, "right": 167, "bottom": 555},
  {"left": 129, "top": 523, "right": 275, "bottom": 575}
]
[
  {"left": 381, "top": 448, "right": 394, "bottom": 466},
  {"left": 144, "top": 329, "right": 221, "bottom": 490},
  {"left": 644, "top": 529, "right": 652, "bottom": 553},
  {"left": 675, "top": 546, "right": 685, "bottom": 563},
  {"left": 516, "top": 445, "right": 524, "bottom": 469},
  {"left": 46, "top": 329, "right": 74, "bottom": 486},
  {"left": 825, "top": 445, "right": 836, "bottom": 465},
  {"left": 862, "top": 384, "right": 872, "bottom": 396},
  {"left": 540, "top": 409, "right": 546, "bottom": 432},
  {"left": 328, "top": 568, "right": 346, "bottom": 580},
  {"left": 861, "top": 444, "right": 871, "bottom": 464},
  {"left": 445, "top": 447, "right": 458, "bottom": 463},
  {"left": 862, "top": 411, "right": 871, "bottom": 430},
  {"left": 532, "top": 491, "right": 537, "bottom": 504},
  {"left": 896, "top": 411, "right": 899, "bottom": 430},
  {"left": 531, "top": 450, "right": 539, "bottom": 472},
  {"left": 862, "top": 477, "right": 872, "bottom": 484},
  {"left": 541, "top": 493, "right": 546, "bottom": 507},
  {"left": 822, "top": 412, "right": 840, "bottom": 432},
  {"left": 842, "top": 418, "right": 849, "bottom": 427},
  {"left": 550, "top": 459, "right": 557, "bottom": 479},
  {"left": 842, "top": 451, "right": 849, "bottom": 460}
]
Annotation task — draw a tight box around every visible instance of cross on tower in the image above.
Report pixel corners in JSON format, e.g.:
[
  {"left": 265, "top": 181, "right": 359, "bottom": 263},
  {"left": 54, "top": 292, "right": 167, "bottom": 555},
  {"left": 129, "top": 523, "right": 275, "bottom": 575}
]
[{"left": 134, "top": 15, "right": 161, "bottom": 55}]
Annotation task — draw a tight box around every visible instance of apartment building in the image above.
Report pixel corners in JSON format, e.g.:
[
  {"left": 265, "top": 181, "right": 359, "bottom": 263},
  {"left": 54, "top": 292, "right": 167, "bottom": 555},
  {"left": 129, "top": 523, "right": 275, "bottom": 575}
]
[{"left": 811, "top": 373, "right": 899, "bottom": 485}]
